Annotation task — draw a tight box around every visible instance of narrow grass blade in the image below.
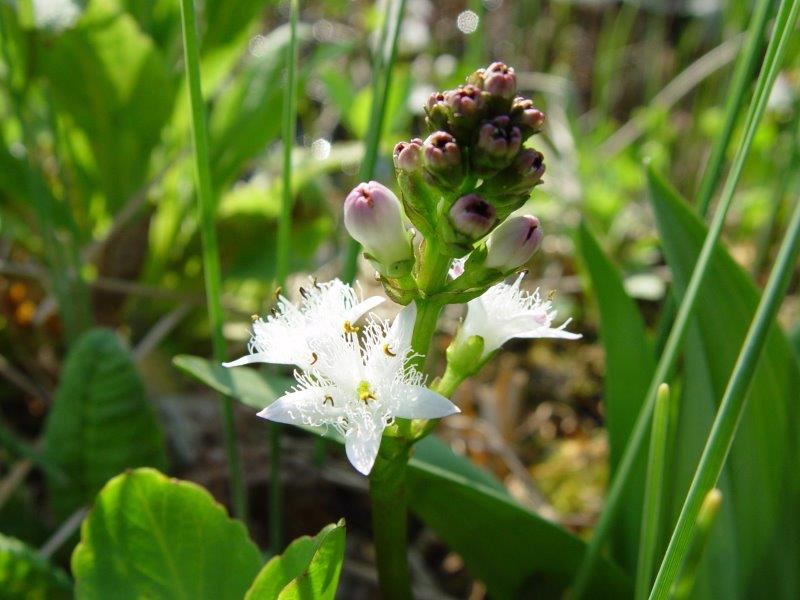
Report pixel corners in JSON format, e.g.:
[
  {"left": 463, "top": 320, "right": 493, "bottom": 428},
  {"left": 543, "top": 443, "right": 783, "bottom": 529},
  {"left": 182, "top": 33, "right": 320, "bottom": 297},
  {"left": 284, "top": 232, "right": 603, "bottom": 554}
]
[
  {"left": 342, "top": 0, "right": 408, "bottom": 282},
  {"left": 635, "top": 384, "right": 671, "bottom": 600},
  {"left": 694, "top": 0, "right": 773, "bottom": 215},
  {"left": 648, "top": 167, "right": 800, "bottom": 600},
  {"left": 570, "top": 0, "right": 799, "bottom": 594},
  {"left": 653, "top": 0, "right": 773, "bottom": 353},
  {"left": 179, "top": 0, "right": 246, "bottom": 518},
  {"left": 669, "top": 489, "right": 723, "bottom": 600},
  {"left": 269, "top": 0, "right": 300, "bottom": 554}
]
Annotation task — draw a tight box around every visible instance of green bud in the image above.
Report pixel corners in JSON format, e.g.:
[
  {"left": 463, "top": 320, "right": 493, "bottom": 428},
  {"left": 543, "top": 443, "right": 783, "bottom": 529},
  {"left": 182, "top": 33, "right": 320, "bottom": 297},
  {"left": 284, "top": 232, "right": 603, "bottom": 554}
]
[{"left": 446, "top": 333, "right": 485, "bottom": 379}]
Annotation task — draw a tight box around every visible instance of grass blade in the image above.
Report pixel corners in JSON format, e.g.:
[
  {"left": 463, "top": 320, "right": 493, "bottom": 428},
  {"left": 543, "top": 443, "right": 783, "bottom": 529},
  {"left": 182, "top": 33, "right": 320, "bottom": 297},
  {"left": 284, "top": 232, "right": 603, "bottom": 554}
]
[
  {"left": 179, "top": 0, "right": 246, "bottom": 518},
  {"left": 635, "top": 384, "right": 671, "bottom": 600},
  {"left": 569, "top": 0, "right": 799, "bottom": 593},
  {"left": 342, "top": 0, "right": 408, "bottom": 282},
  {"left": 648, "top": 160, "right": 800, "bottom": 600},
  {"left": 669, "top": 489, "right": 723, "bottom": 600}
]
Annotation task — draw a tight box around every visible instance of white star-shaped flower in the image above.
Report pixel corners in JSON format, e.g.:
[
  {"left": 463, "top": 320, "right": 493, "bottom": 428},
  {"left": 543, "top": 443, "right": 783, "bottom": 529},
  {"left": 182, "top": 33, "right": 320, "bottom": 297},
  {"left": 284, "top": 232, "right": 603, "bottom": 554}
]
[
  {"left": 456, "top": 273, "right": 581, "bottom": 360},
  {"left": 225, "top": 282, "right": 459, "bottom": 475},
  {"left": 223, "top": 278, "right": 384, "bottom": 371}
]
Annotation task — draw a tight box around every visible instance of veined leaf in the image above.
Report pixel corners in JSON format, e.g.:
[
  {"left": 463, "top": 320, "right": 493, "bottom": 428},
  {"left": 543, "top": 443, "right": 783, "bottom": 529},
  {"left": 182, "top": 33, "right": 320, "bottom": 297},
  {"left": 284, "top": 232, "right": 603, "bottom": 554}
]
[
  {"left": 648, "top": 169, "right": 800, "bottom": 599},
  {"left": 174, "top": 354, "right": 632, "bottom": 597},
  {"left": 0, "top": 534, "right": 72, "bottom": 599},
  {"left": 72, "top": 468, "right": 261, "bottom": 599},
  {"left": 576, "top": 221, "right": 654, "bottom": 573},
  {"left": 44, "top": 329, "right": 167, "bottom": 517},
  {"left": 245, "top": 521, "right": 346, "bottom": 600}
]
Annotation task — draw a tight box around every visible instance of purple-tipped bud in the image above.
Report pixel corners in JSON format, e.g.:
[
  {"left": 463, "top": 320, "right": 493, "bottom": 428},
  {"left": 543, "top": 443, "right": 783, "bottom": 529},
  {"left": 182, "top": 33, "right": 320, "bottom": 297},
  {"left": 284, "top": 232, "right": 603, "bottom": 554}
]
[
  {"left": 449, "top": 194, "right": 496, "bottom": 239},
  {"left": 393, "top": 138, "right": 423, "bottom": 173},
  {"left": 485, "top": 215, "right": 542, "bottom": 271},
  {"left": 421, "top": 131, "right": 464, "bottom": 187},
  {"left": 513, "top": 149, "right": 546, "bottom": 185},
  {"left": 511, "top": 97, "right": 545, "bottom": 136},
  {"left": 344, "top": 181, "right": 413, "bottom": 268},
  {"left": 425, "top": 91, "right": 449, "bottom": 131},
  {"left": 473, "top": 116, "right": 522, "bottom": 172},
  {"left": 444, "top": 84, "right": 486, "bottom": 118},
  {"left": 484, "top": 62, "right": 516, "bottom": 99}
]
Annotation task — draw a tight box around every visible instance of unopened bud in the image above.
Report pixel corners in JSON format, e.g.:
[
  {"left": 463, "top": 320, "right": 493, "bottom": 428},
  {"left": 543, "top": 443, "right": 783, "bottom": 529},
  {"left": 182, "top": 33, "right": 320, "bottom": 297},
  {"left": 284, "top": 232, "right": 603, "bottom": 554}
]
[
  {"left": 485, "top": 215, "right": 542, "bottom": 271},
  {"left": 422, "top": 131, "right": 464, "bottom": 187},
  {"left": 425, "top": 91, "right": 449, "bottom": 131},
  {"left": 393, "top": 138, "right": 423, "bottom": 173},
  {"left": 466, "top": 68, "right": 486, "bottom": 89},
  {"left": 344, "top": 182, "right": 413, "bottom": 271},
  {"left": 510, "top": 97, "right": 545, "bottom": 137},
  {"left": 484, "top": 62, "right": 516, "bottom": 99},
  {"left": 449, "top": 194, "right": 496, "bottom": 239},
  {"left": 473, "top": 116, "right": 522, "bottom": 172},
  {"left": 445, "top": 84, "right": 487, "bottom": 118}
]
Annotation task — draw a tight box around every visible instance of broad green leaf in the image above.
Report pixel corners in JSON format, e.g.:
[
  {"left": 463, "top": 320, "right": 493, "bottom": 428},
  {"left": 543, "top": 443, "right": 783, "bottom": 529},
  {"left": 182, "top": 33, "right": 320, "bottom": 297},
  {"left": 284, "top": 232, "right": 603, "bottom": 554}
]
[
  {"left": 576, "top": 221, "right": 654, "bottom": 572},
  {"left": 0, "top": 534, "right": 72, "bottom": 599},
  {"left": 175, "top": 354, "right": 631, "bottom": 597},
  {"left": 245, "top": 521, "right": 346, "bottom": 600},
  {"left": 36, "top": 0, "right": 176, "bottom": 211},
  {"left": 72, "top": 468, "right": 262, "bottom": 599},
  {"left": 648, "top": 168, "right": 800, "bottom": 599},
  {"left": 44, "top": 329, "right": 167, "bottom": 517}
]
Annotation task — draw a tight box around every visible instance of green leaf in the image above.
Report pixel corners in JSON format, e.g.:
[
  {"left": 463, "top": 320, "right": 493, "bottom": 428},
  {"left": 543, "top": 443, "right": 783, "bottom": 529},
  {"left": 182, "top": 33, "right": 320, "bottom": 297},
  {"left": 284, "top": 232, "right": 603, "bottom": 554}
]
[
  {"left": 173, "top": 354, "right": 293, "bottom": 411},
  {"left": 407, "top": 462, "right": 631, "bottom": 599},
  {"left": 648, "top": 169, "right": 800, "bottom": 598},
  {"left": 0, "top": 534, "right": 72, "bottom": 599},
  {"left": 176, "top": 354, "right": 632, "bottom": 597},
  {"left": 72, "top": 468, "right": 262, "bottom": 599},
  {"left": 575, "top": 221, "right": 654, "bottom": 573},
  {"left": 36, "top": 0, "right": 176, "bottom": 210},
  {"left": 44, "top": 329, "right": 167, "bottom": 517},
  {"left": 245, "top": 521, "right": 346, "bottom": 600}
]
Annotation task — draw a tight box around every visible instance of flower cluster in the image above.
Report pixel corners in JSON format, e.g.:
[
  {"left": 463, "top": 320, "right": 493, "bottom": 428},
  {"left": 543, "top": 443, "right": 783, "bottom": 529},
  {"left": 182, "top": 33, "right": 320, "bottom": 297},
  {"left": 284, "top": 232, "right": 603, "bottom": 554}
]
[
  {"left": 226, "top": 63, "right": 580, "bottom": 477},
  {"left": 224, "top": 281, "right": 458, "bottom": 475},
  {"left": 344, "top": 62, "right": 549, "bottom": 304}
]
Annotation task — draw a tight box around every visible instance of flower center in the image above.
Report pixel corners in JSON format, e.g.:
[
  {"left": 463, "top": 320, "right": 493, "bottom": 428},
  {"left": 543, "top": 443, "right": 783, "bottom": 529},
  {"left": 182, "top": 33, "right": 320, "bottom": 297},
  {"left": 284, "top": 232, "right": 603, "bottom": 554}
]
[{"left": 357, "top": 380, "right": 376, "bottom": 404}]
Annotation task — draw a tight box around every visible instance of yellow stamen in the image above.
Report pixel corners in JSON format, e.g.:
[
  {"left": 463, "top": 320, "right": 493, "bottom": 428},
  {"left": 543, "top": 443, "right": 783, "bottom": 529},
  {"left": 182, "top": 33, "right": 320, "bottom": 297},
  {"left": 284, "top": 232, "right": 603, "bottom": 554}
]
[
  {"left": 343, "top": 320, "right": 360, "bottom": 334},
  {"left": 383, "top": 344, "right": 396, "bottom": 357},
  {"left": 310, "top": 352, "right": 318, "bottom": 365},
  {"left": 357, "top": 380, "right": 376, "bottom": 404},
  {"left": 323, "top": 395, "right": 334, "bottom": 406}
]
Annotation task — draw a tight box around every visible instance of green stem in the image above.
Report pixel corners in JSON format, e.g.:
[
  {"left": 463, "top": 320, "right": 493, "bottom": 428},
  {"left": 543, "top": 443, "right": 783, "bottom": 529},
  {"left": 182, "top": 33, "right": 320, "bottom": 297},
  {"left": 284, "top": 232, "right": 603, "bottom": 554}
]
[
  {"left": 270, "top": 0, "right": 300, "bottom": 554},
  {"left": 179, "top": 0, "right": 246, "bottom": 519},
  {"left": 342, "top": 0, "right": 408, "bottom": 282},
  {"left": 569, "top": 0, "right": 798, "bottom": 594},
  {"left": 634, "top": 384, "right": 671, "bottom": 600},
  {"left": 369, "top": 437, "right": 413, "bottom": 600},
  {"left": 649, "top": 171, "right": 800, "bottom": 600}
]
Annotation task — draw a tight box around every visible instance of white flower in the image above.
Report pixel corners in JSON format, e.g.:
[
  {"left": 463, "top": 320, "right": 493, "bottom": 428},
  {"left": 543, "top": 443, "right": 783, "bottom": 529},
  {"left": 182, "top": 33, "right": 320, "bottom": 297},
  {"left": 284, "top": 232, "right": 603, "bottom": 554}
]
[
  {"left": 223, "top": 279, "right": 384, "bottom": 371},
  {"left": 456, "top": 273, "right": 581, "bottom": 360},
  {"left": 224, "top": 281, "right": 459, "bottom": 475}
]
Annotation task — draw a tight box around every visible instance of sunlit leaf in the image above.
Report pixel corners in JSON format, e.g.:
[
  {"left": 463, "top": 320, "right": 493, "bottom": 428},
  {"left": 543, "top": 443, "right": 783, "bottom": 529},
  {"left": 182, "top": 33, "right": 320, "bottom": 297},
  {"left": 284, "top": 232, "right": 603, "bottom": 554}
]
[{"left": 72, "top": 468, "right": 262, "bottom": 599}]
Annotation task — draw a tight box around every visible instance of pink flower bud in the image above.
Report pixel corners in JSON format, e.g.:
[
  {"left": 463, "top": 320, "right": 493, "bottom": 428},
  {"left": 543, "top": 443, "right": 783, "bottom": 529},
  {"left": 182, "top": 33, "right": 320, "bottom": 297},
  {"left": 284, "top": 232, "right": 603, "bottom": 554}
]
[
  {"left": 485, "top": 215, "right": 542, "bottom": 271},
  {"left": 449, "top": 194, "right": 496, "bottom": 239},
  {"left": 423, "top": 131, "right": 461, "bottom": 170},
  {"left": 513, "top": 149, "right": 546, "bottom": 185},
  {"left": 344, "top": 182, "right": 412, "bottom": 268},
  {"left": 425, "top": 91, "right": 449, "bottom": 130},
  {"left": 474, "top": 116, "right": 522, "bottom": 171},
  {"left": 444, "top": 84, "right": 486, "bottom": 117},
  {"left": 511, "top": 97, "right": 545, "bottom": 135},
  {"left": 484, "top": 62, "right": 517, "bottom": 99},
  {"left": 393, "top": 138, "right": 423, "bottom": 172}
]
